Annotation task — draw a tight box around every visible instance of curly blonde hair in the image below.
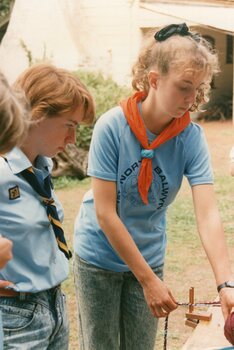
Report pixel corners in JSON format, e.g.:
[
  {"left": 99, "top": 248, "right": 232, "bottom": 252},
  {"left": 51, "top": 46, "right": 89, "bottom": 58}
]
[
  {"left": 132, "top": 27, "right": 220, "bottom": 111},
  {"left": 0, "top": 72, "right": 29, "bottom": 154},
  {"left": 14, "top": 63, "right": 95, "bottom": 125}
]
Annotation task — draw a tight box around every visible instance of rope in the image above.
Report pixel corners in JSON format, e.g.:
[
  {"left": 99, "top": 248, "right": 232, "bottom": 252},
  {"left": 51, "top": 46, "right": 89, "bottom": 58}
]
[
  {"left": 163, "top": 315, "right": 169, "bottom": 350},
  {"left": 163, "top": 301, "right": 221, "bottom": 350}
]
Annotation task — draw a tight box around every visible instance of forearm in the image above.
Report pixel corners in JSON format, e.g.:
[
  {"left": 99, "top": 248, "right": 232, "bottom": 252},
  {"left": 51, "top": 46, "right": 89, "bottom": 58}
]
[
  {"left": 192, "top": 185, "right": 232, "bottom": 286},
  {"left": 98, "top": 212, "right": 156, "bottom": 285},
  {"left": 196, "top": 210, "right": 232, "bottom": 285}
]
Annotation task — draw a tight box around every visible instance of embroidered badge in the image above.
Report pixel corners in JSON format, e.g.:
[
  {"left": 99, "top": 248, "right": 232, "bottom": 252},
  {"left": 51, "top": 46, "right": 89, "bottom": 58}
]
[{"left": 8, "top": 186, "right": 20, "bottom": 200}]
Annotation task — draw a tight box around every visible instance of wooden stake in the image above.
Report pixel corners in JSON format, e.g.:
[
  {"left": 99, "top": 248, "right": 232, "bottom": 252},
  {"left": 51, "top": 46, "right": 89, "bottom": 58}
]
[
  {"left": 189, "top": 287, "right": 194, "bottom": 313},
  {"left": 185, "top": 312, "right": 212, "bottom": 322},
  {"left": 185, "top": 287, "right": 212, "bottom": 328},
  {"left": 185, "top": 319, "right": 198, "bottom": 328}
]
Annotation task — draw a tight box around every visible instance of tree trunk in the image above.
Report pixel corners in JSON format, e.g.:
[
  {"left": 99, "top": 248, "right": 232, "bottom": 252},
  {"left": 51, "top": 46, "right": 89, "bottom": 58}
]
[{"left": 52, "top": 144, "right": 88, "bottom": 179}]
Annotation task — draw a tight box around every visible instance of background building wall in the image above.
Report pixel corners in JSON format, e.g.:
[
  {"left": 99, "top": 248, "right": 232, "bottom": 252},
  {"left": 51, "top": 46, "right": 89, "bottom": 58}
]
[
  {"left": 0, "top": 0, "right": 233, "bottom": 110},
  {"left": 69, "top": 0, "right": 142, "bottom": 85},
  {"left": 195, "top": 27, "right": 233, "bottom": 102}
]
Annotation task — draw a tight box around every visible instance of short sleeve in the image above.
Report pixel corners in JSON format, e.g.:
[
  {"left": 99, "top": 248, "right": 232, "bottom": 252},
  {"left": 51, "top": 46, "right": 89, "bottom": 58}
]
[
  {"left": 184, "top": 124, "right": 213, "bottom": 186},
  {"left": 87, "top": 107, "right": 123, "bottom": 181}
]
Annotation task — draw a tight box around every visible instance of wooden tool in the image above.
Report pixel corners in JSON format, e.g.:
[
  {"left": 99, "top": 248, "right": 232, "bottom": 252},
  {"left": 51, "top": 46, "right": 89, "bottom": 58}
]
[{"left": 185, "top": 287, "right": 212, "bottom": 328}]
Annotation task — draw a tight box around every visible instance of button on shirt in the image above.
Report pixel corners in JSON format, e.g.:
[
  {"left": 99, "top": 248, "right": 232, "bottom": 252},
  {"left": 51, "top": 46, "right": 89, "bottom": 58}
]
[{"left": 0, "top": 148, "right": 69, "bottom": 292}]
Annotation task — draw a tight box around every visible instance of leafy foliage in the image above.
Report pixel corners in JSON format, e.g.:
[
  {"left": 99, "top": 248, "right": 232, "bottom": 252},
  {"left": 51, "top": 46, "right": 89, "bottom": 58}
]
[
  {"left": 197, "top": 95, "right": 233, "bottom": 121},
  {"left": 53, "top": 176, "right": 90, "bottom": 190},
  {"left": 74, "top": 70, "right": 132, "bottom": 150},
  {"left": 20, "top": 40, "right": 52, "bottom": 66},
  {"left": 0, "top": 0, "right": 13, "bottom": 24}
]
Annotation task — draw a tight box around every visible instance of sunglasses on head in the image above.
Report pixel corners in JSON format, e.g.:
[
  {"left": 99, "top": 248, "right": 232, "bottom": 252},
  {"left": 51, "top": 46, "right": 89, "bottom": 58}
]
[{"left": 154, "top": 23, "right": 200, "bottom": 42}]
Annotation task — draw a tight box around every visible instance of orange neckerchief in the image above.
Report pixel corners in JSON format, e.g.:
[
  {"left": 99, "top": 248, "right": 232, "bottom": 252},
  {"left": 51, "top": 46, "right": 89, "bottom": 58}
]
[{"left": 120, "top": 91, "right": 191, "bottom": 205}]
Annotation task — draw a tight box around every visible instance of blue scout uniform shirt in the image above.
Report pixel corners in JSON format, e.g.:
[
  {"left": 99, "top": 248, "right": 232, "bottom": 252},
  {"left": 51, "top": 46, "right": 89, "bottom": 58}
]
[
  {"left": 0, "top": 147, "right": 69, "bottom": 292},
  {"left": 73, "top": 105, "right": 213, "bottom": 272}
]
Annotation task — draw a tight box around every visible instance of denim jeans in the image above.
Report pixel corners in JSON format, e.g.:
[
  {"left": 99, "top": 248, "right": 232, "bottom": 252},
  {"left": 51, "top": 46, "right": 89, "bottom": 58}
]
[
  {"left": 74, "top": 254, "right": 164, "bottom": 350},
  {"left": 0, "top": 285, "right": 69, "bottom": 350},
  {"left": 0, "top": 311, "right": 3, "bottom": 350}
]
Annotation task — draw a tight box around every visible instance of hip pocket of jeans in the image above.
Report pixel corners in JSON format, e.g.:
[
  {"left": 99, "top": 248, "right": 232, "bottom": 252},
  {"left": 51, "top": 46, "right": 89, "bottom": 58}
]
[{"left": 1, "top": 303, "right": 37, "bottom": 332}]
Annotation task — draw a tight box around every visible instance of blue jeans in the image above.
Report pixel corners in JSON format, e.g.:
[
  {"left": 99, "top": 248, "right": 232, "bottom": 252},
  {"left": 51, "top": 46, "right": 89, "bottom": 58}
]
[
  {"left": 74, "top": 254, "right": 164, "bottom": 350},
  {"left": 0, "top": 286, "right": 69, "bottom": 350},
  {"left": 0, "top": 311, "right": 3, "bottom": 350}
]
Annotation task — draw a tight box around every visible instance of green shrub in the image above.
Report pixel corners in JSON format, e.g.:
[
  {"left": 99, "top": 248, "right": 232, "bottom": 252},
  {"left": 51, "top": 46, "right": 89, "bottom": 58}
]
[
  {"left": 0, "top": 0, "right": 12, "bottom": 23},
  {"left": 74, "top": 71, "right": 132, "bottom": 150}
]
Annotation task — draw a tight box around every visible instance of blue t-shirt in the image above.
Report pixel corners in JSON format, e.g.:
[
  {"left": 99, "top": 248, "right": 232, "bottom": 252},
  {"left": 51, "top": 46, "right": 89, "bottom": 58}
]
[
  {"left": 0, "top": 147, "right": 69, "bottom": 292},
  {"left": 73, "top": 105, "right": 213, "bottom": 271}
]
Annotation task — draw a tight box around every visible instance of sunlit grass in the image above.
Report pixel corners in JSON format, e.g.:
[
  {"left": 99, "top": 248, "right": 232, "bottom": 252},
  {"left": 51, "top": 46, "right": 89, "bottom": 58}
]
[{"left": 53, "top": 176, "right": 91, "bottom": 190}]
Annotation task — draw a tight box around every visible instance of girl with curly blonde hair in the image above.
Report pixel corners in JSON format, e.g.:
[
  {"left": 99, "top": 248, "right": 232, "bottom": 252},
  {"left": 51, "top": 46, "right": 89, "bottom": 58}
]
[{"left": 73, "top": 23, "right": 234, "bottom": 349}]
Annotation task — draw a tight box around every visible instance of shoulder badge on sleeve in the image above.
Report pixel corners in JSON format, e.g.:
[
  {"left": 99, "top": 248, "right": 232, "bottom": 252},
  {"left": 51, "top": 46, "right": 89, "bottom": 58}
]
[{"left": 8, "top": 186, "right": 20, "bottom": 200}]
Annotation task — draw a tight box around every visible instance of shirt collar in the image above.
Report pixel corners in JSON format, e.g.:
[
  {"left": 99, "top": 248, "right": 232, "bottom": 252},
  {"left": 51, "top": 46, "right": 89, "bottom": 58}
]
[{"left": 6, "top": 147, "right": 53, "bottom": 176}]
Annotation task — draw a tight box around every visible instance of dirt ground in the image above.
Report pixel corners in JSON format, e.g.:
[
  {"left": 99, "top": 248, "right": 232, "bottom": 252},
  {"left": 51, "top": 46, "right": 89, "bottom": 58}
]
[
  {"left": 57, "top": 120, "right": 234, "bottom": 350},
  {"left": 201, "top": 120, "right": 234, "bottom": 174}
]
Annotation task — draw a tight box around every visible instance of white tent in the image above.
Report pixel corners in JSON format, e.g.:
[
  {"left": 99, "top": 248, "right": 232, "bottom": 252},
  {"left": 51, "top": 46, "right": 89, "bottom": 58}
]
[{"left": 0, "top": 0, "right": 82, "bottom": 83}]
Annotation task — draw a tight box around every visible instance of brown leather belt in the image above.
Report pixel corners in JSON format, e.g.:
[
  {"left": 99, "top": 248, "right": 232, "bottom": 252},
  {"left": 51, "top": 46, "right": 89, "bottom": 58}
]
[
  {"left": 0, "top": 288, "right": 30, "bottom": 297},
  {"left": 0, "top": 284, "right": 60, "bottom": 298}
]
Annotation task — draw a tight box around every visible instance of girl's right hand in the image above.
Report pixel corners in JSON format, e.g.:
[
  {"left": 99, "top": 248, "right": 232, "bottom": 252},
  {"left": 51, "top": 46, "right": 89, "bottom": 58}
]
[
  {"left": 142, "top": 274, "right": 178, "bottom": 318},
  {"left": 0, "top": 237, "right": 13, "bottom": 269}
]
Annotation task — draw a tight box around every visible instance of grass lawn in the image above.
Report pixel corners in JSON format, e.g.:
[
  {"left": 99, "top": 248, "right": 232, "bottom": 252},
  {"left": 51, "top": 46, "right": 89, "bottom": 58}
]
[{"left": 55, "top": 120, "right": 234, "bottom": 350}]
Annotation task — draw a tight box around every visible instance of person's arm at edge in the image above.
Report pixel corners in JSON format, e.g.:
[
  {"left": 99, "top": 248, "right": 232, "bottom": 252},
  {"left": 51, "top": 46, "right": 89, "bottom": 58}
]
[
  {"left": 192, "top": 184, "right": 234, "bottom": 320},
  {"left": 229, "top": 146, "right": 234, "bottom": 176}
]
